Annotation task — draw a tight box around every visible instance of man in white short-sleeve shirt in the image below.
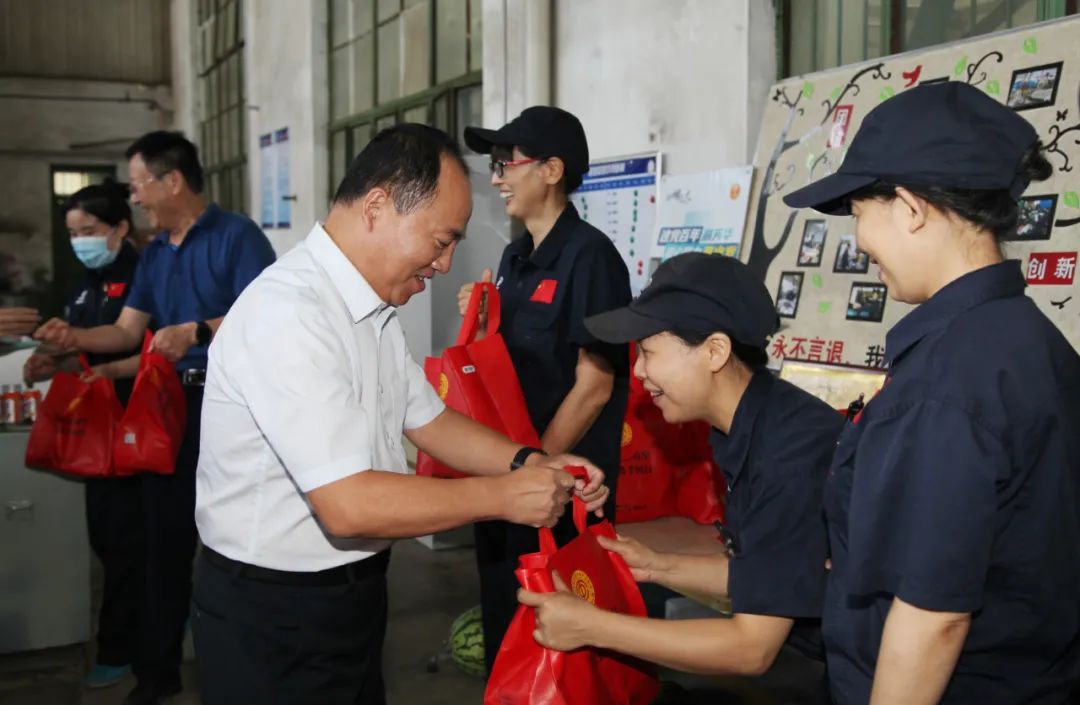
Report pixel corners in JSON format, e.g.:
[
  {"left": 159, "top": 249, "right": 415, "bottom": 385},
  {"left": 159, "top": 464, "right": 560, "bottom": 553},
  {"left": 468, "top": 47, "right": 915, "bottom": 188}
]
[{"left": 190, "top": 124, "right": 609, "bottom": 705}]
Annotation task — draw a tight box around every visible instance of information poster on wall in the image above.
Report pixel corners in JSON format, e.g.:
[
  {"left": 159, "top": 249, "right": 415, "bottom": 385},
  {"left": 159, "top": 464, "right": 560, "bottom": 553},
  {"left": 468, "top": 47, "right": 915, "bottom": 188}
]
[
  {"left": 258, "top": 132, "right": 275, "bottom": 229},
  {"left": 274, "top": 127, "right": 291, "bottom": 229},
  {"left": 651, "top": 167, "right": 754, "bottom": 273},
  {"left": 570, "top": 153, "right": 660, "bottom": 295}
]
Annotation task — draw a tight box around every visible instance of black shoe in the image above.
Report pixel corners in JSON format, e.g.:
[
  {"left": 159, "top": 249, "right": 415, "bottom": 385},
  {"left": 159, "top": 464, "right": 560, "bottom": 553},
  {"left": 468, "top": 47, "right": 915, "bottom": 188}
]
[{"left": 121, "top": 678, "right": 183, "bottom": 705}]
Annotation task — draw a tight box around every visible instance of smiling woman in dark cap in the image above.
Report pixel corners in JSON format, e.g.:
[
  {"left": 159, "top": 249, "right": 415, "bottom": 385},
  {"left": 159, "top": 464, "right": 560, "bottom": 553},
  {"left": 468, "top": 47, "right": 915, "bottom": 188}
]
[
  {"left": 783, "top": 81, "right": 1080, "bottom": 705},
  {"left": 459, "top": 107, "right": 632, "bottom": 673},
  {"left": 514, "top": 253, "right": 842, "bottom": 698}
]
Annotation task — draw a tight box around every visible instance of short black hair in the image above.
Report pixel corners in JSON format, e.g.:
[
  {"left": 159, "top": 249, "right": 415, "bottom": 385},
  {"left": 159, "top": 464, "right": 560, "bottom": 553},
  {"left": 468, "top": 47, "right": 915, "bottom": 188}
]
[
  {"left": 333, "top": 123, "right": 468, "bottom": 213},
  {"left": 491, "top": 143, "right": 580, "bottom": 196},
  {"left": 847, "top": 141, "right": 1053, "bottom": 243},
  {"left": 125, "top": 130, "right": 205, "bottom": 194},
  {"left": 669, "top": 328, "right": 770, "bottom": 370},
  {"left": 64, "top": 181, "right": 133, "bottom": 228}
]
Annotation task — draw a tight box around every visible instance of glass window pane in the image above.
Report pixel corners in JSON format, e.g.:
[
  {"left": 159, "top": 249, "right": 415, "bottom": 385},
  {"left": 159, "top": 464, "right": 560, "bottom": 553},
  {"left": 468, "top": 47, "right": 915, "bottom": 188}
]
[
  {"left": 331, "top": 0, "right": 351, "bottom": 46},
  {"left": 332, "top": 130, "right": 348, "bottom": 193},
  {"left": 402, "top": 1, "right": 431, "bottom": 94},
  {"left": 454, "top": 84, "right": 481, "bottom": 147},
  {"left": 905, "top": 0, "right": 974, "bottom": 51},
  {"left": 224, "top": 0, "right": 237, "bottom": 49},
  {"left": 352, "top": 32, "right": 375, "bottom": 113},
  {"left": 331, "top": 44, "right": 351, "bottom": 121},
  {"left": 839, "top": 0, "right": 866, "bottom": 65},
  {"left": 376, "top": 114, "right": 397, "bottom": 132},
  {"left": 1010, "top": 0, "right": 1037, "bottom": 26},
  {"left": 865, "top": 0, "right": 885, "bottom": 58},
  {"left": 378, "top": 0, "right": 400, "bottom": 22},
  {"left": 436, "top": 0, "right": 468, "bottom": 82},
  {"left": 208, "top": 69, "right": 219, "bottom": 115},
  {"left": 352, "top": 0, "right": 374, "bottom": 35},
  {"left": 350, "top": 123, "right": 371, "bottom": 156},
  {"left": 468, "top": 0, "right": 482, "bottom": 72},
  {"left": 377, "top": 16, "right": 402, "bottom": 103},
  {"left": 404, "top": 104, "right": 428, "bottom": 124},
  {"left": 433, "top": 93, "right": 450, "bottom": 132},
  {"left": 788, "top": 0, "right": 816, "bottom": 75},
  {"left": 816, "top": 0, "right": 841, "bottom": 70}
]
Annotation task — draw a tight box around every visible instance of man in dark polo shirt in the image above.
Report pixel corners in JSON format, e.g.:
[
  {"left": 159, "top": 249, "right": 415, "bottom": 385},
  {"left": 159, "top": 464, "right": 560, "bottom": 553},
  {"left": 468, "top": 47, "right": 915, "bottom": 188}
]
[
  {"left": 460, "top": 107, "right": 631, "bottom": 671},
  {"left": 35, "top": 130, "right": 276, "bottom": 705},
  {"left": 517, "top": 254, "right": 841, "bottom": 704}
]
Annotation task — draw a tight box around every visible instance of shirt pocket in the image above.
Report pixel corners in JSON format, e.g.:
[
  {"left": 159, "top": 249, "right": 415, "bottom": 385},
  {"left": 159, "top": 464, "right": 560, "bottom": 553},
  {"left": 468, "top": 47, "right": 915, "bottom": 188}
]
[{"left": 510, "top": 299, "right": 561, "bottom": 341}]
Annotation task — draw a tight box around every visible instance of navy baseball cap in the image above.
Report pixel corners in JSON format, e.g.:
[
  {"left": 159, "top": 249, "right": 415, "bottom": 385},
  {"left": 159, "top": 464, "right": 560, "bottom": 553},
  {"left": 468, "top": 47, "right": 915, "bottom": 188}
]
[
  {"left": 464, "top": 106, "right": 589, "bottom": 183},
  {"left": 585, "top": 253, "right": 778, "bottom": 348},
  {"left": 784, "top": 82, "right": 1038, "bottom": 215}
]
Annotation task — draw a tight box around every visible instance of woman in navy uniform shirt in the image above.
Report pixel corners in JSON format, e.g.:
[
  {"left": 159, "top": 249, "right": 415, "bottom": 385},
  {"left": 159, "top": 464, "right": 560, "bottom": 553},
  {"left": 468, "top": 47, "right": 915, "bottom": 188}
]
[
  {"left": 515, "top": 253, "right": 841, "bottom": 700},
  {"left": 459, "top": 107, "right": 632, "bottom": 672},
  {"left": 24, "top": 182, "right": 145, "bottom": 690},
  {"left": 785, "top": 82, "right": 1080, "bottom": 704}
]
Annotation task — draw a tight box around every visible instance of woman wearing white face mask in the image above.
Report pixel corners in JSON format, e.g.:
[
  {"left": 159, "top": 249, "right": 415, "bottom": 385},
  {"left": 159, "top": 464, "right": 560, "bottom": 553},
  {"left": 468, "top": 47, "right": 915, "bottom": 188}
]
[{"left": 25, "top": 181, "right": 146, "bottom": 691}]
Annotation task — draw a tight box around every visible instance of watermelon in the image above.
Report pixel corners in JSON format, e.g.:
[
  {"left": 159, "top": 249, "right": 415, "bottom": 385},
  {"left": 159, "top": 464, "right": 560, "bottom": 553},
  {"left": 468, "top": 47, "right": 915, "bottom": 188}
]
[{"left": 448, "top": 605, "right": 485, "bottom": 677}]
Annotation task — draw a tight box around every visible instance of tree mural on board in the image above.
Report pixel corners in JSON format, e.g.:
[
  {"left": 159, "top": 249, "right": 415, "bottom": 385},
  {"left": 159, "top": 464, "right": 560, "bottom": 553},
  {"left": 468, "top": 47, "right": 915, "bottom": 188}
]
[{"left": 745, "top": 64, "right": 891, "bottom": 282}]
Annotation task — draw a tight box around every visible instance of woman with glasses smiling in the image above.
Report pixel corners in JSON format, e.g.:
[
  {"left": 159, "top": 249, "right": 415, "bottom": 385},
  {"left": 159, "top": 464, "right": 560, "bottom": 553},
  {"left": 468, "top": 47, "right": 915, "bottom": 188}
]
[{"left": 458, "top": 106, "right": 632, "bottom": 674}]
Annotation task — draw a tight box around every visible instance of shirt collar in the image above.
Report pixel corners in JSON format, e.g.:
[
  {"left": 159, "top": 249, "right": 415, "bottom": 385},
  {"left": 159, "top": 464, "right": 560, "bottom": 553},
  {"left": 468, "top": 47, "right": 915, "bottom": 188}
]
[
  {"left": 885, "top": 260, "right": 1026, "bottom": 366},
  {"left": 306, "top": 223, "right": 387, "bottom": 324},
  {"left": 508, "top": 204, "right": 581, "bottom": 269},
  {"left": 152, "top": 202, "right": 221, "bottom": 246},
  {"left": 710, "top": 369, "right": 774, "bottom": 484}
]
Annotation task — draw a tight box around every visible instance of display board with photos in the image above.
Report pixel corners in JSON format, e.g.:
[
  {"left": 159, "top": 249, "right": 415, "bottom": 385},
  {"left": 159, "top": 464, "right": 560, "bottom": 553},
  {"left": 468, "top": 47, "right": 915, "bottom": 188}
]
[{"left": 742, "top": 16, "right": 1080, "bottom": 379}]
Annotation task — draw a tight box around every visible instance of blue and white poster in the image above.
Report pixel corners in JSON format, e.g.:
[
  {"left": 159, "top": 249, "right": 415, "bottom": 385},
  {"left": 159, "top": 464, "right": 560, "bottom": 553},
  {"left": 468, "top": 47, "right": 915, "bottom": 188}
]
[
  {"left": 651, "top": 167, "right": 754, "bottom": 271},
  {"left": 274, "top": 127, "right": 291, "bottom": 229},
  {"left": 258, "top": 132, "right": 275, "bottom": 229},
  {"left": 570, "top": 154, "right": 660, "bottom": 296}
]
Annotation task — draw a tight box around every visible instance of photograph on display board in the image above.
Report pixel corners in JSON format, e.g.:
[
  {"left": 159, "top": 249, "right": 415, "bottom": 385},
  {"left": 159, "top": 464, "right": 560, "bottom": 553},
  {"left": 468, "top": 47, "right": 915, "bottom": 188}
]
[
  {"left": 776, "top": 272, "right": 804, "bottom": 319},
  {"left": 846, "top": 283, "right": 888, "bottom": 323},
  {"left": 833, "top": 233, "right": 870, "bottom": 274},
  {"left": 1009, "top": 195, "right": 1058, "bottom": 241},
  {"left": 1007, "top": 62, "right": 1063, "bottom": 111},
  {"left": 797, "top": 220, "right": 828, "bottom": 267}
]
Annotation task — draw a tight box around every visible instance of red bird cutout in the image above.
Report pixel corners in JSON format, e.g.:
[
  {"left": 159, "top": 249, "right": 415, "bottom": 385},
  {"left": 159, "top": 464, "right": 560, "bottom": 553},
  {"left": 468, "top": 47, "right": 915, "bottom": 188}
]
[{"left": 903, "top": 65, "right": 922, "bottom": 87}]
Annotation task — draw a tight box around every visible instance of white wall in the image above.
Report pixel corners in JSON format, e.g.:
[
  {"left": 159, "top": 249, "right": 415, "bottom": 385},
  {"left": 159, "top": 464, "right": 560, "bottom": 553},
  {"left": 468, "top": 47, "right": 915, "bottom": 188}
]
[
  {"left": 244, "top": 1, "right": 330, "bottom": 255},
  {"left": 552, "top": 0, "right": 775, "bottom": 172}
]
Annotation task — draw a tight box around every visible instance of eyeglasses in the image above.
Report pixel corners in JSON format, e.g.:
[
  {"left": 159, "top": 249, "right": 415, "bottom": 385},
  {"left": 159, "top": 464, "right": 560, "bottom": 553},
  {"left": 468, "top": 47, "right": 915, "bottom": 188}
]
[
  {"left": 129, "top": 175, "right": 158, "bottom": 192},
  {"left": 488, "top": 157, "right": 542, "bottom": 178}
]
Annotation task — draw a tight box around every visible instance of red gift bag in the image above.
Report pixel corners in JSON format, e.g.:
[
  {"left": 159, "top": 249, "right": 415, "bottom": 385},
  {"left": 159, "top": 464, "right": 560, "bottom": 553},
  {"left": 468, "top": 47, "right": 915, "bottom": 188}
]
[
  {"left": 485, "top": 468, "right": 660, "bottom": 705},
  {"left": 615, "top": 370, "right": 679, "bottom": 523},
  {"left": 417, "top": 282, "right": 540, "bottom": 479},
  {"left": 25, "top": 354, "right": 124, "bottom": 478},
  {"left": 113, "top": 332, "right": 187, "bottom": 476}
]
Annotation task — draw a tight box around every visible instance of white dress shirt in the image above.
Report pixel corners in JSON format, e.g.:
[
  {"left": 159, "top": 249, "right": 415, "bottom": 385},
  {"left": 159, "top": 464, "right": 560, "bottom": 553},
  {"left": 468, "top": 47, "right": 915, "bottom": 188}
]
[{"left": 195, "top": 223, "right": 445, "bottom": 571}]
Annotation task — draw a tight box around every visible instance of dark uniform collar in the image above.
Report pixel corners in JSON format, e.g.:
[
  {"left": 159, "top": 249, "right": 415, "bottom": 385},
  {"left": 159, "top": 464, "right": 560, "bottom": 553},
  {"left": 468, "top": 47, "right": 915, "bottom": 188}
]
[
  {"left": 885, "top": 260, "right": 1026, "bottom": 366},
  {"left": 152, "top": 202, "right": 221, "bottom": 246},
  {"left": 711, "top": 369, "right": 775, "bottom": 484},
  {"left": 507, "top": 203, "right": 581, "bottom": 269}
]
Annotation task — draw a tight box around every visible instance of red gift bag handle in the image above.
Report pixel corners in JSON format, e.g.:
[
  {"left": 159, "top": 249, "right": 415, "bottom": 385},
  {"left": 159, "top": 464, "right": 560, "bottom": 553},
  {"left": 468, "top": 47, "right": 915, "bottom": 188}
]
[
  {"left": 455, "top": 281, "right": 502, "bottom": 346},
  {"left": 538, "top": 466, "right": 590, "bottom": 555}
]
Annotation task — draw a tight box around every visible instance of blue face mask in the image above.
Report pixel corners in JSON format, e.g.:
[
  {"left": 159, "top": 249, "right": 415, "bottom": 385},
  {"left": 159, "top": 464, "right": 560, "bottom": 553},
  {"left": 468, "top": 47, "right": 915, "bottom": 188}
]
[{"left": 71, "top": 233, "right": 120, "bottom": 269}]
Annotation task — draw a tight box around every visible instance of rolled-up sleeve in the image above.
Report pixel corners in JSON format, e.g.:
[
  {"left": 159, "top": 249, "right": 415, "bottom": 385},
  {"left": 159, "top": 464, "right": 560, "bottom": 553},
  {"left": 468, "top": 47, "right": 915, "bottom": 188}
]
[
  {"left": 229, "top": 303, "right": 373, "bottom": 493},
  {"left": 403, "top": 346, "right": 445, "bottom": 431}
]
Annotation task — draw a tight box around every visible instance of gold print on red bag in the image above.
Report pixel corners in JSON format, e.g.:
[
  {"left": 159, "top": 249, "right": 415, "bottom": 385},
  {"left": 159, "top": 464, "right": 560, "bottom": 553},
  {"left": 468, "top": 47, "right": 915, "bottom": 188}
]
[{"left": 571, "top": 570, "right": 596, "bottom": 604}]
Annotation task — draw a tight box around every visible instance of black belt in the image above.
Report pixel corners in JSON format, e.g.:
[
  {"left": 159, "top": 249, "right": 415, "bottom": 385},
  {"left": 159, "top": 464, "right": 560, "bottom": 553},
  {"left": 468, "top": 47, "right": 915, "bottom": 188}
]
[{"left": 201, "top": 546, "right": 390, "bottom": 586}]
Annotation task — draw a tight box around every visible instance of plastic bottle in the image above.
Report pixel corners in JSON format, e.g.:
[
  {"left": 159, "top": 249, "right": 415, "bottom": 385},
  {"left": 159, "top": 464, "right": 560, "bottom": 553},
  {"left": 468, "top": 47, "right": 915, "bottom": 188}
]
[
  {"left": 1, "top": 385, "right": 19, "bottom": 426},
  {"left": 21, "top": 387, "right": 40, "bottom": 425}
]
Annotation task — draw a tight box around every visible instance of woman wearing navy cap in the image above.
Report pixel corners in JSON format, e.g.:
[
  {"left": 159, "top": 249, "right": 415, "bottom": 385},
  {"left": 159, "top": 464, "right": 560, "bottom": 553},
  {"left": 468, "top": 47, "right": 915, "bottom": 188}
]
[
  {"left": 459, "top": 107, "right": 632, "bottom": 673},
  {"left": 516, "top": 253, "right": 841, "bottom": 700},
  {"left": 785, "top": 81, "right": 1080, "bottom": 704}
]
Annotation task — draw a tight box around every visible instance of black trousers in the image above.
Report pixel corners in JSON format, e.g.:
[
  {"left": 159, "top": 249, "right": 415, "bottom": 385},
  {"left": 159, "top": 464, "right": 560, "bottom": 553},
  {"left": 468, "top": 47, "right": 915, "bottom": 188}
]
[
  {"left": 191, "top": 553, "right": 389, "bottom": 705},
  {"left": 85, "top": 475, "right": 145, "bottom": 666},
  {"left": 134, "top": 385, "right": 202, "bottom": 686},
  {"left": 475, "top": 478, "right": 619, "bottom": 674}
]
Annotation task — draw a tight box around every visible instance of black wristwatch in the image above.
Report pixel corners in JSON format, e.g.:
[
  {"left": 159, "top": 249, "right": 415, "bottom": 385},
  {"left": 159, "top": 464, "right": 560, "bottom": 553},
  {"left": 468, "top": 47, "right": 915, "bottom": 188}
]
[
  {"left": 195, "top": 320, "right": 212, "bottom": 346},
  {"left": 510, "top": 446, "right": 545, "bottom": 471}
]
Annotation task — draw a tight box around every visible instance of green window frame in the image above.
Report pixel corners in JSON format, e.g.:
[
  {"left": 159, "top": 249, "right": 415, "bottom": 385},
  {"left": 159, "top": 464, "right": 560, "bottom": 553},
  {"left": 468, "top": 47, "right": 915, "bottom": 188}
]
[
  {"left": 777, "top": 0, "right": 1079, "bottom": 79},
  {"left": 196, "top": 0, "right": 248, "bottom": 214},
  {"left": 328, "top": 0, "right": 482, "bottom": 196}
]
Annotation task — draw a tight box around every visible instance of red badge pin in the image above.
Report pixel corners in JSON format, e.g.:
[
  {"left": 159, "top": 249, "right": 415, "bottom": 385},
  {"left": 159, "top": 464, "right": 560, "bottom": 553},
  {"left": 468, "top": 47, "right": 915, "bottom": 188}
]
[
  {"left": 105, "top": 282, "right": 127, "bottom": 298},
  {"left": 530, "top": 279, "right": 558, "bottom": 304}
]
